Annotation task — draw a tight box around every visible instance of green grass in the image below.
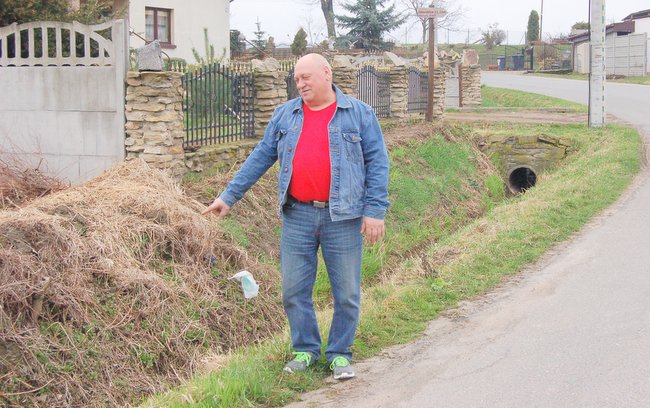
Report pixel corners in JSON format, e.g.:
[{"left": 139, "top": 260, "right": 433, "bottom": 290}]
[
  {"left": 531, "top": 72, "right": 650, "bottom": 85},
  {"left": 481, "top": 85, "right": 588, "bottom": 112},
  {"left": 143, "top": 96, "right": 641, "bottom": 407},
  {"left": 309, "top": 128, "right": 495, "bottom": 303}
]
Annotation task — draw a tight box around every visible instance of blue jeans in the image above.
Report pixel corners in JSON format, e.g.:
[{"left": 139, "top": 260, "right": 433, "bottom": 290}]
[{"left": 281, "top": 200, "right": 363, "bottom": 363}]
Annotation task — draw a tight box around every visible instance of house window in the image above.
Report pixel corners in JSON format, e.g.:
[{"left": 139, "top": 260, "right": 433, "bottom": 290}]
[{"left": 145, "top": 7, "right": 173, "bottom": 46}]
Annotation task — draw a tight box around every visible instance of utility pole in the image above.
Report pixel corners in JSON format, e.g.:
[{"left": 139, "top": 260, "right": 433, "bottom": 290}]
[
  {"left": 417, "top": 6, "right": 447, "bottom": 122},
  {"left": 589, "top": 0, "right": 606, "bottom": 127},
  {"left": 539, "top": 0, "right": 544, "bottom": 41}
]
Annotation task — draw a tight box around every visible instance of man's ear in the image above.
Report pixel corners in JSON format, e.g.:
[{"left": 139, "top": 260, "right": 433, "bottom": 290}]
[{"left": 324, "top": 66, "right": 332, "bottom": 81}]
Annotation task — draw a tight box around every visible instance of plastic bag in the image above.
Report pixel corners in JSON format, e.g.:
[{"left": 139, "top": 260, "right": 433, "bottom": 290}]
[{"left": 229, "top": 270, "right": 259, "bottom": 299}]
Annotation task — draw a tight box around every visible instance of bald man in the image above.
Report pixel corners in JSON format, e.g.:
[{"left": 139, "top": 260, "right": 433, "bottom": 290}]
[{"left": 203, "top": 53, "right": 389, "bottom": 380}]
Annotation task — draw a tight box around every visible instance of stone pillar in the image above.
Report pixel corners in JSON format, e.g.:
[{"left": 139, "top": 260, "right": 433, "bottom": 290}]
[
  {"left": 252, "top": 58, "right": 288, "bottom": 138},
  {"left": 461, "top": 65, "right": 482, "bottom": 106},
  {"left": 389, "top": 65, "right": 408, "bottom": 118},
  {"left": 331, "top": 55, "right": 358, "bottom": 97},
  {"left": 124, "top": 71, "right": 186, "bottom": 179},
  {"left": 460, "top": 50, "right": 482, "bottom": 107},
  {"left": 431, "top": 67, "right": 446, "bottom": 119}
]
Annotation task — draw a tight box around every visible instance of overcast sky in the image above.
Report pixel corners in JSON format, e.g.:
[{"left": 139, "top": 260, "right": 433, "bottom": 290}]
[{"left": 230, "top": 0, "right": 649, "bottom": 46}]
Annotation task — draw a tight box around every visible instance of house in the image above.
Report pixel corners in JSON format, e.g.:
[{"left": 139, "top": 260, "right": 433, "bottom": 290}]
[
  {"left": 568, "top": 21, "right": 634, "bottom": 74},
  {"left": 71, "top": 0, "right": 234, "bottom": 63},
  {"left": 568, "top": 10, "right": 649, "bottom": 76},
  {"left": 623, "top": 9, "right": 650, "bottom": 74}
]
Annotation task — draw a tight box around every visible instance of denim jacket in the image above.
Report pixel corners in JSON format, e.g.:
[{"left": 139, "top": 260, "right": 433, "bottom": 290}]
[{"left": 219, "top": 85, "right": 390, "bottom": 221}]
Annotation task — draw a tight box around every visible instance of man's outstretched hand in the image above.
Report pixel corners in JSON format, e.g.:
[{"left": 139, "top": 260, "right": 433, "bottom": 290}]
[{"left": 202, "top": 197, "right": 231, "bottom": 219}]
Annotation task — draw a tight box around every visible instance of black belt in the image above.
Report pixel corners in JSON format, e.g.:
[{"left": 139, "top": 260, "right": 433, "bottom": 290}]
[{"left": 287, "top": 195, "right": 329, "bottom": 208}]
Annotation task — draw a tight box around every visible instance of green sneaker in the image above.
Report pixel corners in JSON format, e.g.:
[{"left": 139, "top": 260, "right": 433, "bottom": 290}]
[
  {"left": 330, "top": 356, "right": 355, "bottom": 380},
  {"left": 283, "top": 351, "right": 314, "bottom": 373}
]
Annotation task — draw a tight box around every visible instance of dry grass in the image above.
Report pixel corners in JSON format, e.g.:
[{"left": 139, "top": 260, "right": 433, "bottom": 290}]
[
  {"left": 0, "top": 160, "right": 284, "bottom": 407},
  {"left": 186, "top": 166, "right": 282, "bottom": 260},
  {"left": 0, "top": 160, "right": 67, "bottom": 209}
]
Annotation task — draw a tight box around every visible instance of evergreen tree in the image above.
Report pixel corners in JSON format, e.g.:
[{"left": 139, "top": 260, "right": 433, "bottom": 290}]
[
  {"left": 1, "top": 0, "right": 116, "bottom": 27},
  {"left": 291, "top": 28, "right": 308, "bottom": 56},
  {"left": 252, "top": 18, "right": 268, "bottom": 59},
  {"left": 1, "top": 0, "right": 119, "bottom": 60},
  {"left": 337, "top": 0, "right": 406, "bottom": 50},
  {"left": 1, "top": 0, "right": 68, "bottom": 26},
  {"left": 526, "top": 10, "right": 540, "bottom": 43}
]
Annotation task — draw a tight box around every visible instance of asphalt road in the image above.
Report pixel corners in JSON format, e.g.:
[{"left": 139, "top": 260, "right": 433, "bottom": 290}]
[
  {"left": 480, "top": 71, "right": 650, "bottom": 138},
  {"left": 286, "top": 73, "right": 650, "bottom": 408}
]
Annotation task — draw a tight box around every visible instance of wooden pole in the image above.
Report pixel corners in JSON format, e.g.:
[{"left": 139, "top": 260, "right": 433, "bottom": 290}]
[{"left": 426, "top": 16, "right": 435, "bottom": 122}]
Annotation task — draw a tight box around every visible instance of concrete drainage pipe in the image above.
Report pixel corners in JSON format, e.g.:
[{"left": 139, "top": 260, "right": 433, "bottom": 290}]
[{"left": 507, "top": 166, "right": 537, "bottom": 194}]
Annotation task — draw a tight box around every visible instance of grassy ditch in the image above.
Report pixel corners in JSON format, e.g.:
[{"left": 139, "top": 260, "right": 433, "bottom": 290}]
[
  {"left": 147, "top": 116, "right": 640, "bottom": 406},
  {"left": 183, "top": 122, "right": 502, "bottom": 306},
  {"left": 1, "top": 89, "right": 641, "bottom": 406}
]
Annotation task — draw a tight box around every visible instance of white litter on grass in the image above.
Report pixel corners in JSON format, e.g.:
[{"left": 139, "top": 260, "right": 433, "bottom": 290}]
[{"left": 229, "top": 270, "right": 259, "bottom": 299}]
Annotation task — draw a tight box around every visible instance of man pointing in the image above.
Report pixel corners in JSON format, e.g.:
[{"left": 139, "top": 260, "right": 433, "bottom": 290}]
[{"left": 203, "top": 53, "right": 389, "bottom": 379}]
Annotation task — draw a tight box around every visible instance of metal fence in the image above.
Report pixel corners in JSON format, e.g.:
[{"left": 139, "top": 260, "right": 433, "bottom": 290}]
[
  {"left": 280, "top": 60, "right": 299, "bottom": 100},
  {"left": 182, "top": 63, "right": 255, "bottom": 148},
  {"left": 357, "top": 65, "right": 391, "bottom": 118},
  {"left": 407, "top": 67, "right": 428, "bottom": 114},
  {"left": 479, "top": 43, "right": 573, "bottom": 71}
]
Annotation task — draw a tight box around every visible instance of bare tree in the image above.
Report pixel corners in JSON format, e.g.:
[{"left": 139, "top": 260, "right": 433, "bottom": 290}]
[
  {"left": 480, "top": 22, "right": 505, "bottom": 50},
  {"left": 301, "top": 0, "right": 337, "bottom": 46},
  {"left": 303, "top": 13, "right": 326, "bottom": 46},
  {"left": 400, "top": 0, "right": 464, "bottom": 45}
]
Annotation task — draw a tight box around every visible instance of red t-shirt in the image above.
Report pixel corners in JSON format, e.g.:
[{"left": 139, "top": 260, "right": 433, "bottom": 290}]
[{"left": 288, "top": 101, "right": 337, "bottom": 202}]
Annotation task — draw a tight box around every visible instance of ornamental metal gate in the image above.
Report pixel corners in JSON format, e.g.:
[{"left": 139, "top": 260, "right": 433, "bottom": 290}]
[
  {"left": 407, "top": 67, "right": 428, "bottom": 114},
  {"left": 357, "top": 65, "right": 391, "bottom": 118},
  {"left": 182, "top": 63, "right": 255, "bottom": 147},
  {"left": 281, "top": 60, "right": 299, "bottom": 100}
]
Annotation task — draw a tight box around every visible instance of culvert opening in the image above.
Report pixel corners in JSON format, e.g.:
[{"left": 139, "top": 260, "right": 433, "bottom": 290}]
[{"left": 508, "top": 166, "right": 537, "bottom": 194}]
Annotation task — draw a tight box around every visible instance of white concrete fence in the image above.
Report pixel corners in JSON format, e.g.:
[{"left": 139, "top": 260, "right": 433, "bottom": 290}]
[{"left": 0, "top": 20, "right": 128, "bottom": 184}]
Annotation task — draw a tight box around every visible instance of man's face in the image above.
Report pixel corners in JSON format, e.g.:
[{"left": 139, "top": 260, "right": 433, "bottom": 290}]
[{"left": 294, "top": 57, "right": 331, "bottom": 106}]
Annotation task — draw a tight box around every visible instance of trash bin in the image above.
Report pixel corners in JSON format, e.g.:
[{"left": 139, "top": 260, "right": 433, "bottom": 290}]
[
  {"left": 512, "top": 54, "right": 524, "bottom": 70},
  {"left": 496, "top": 57, "right": 506, "bottom": 71}
]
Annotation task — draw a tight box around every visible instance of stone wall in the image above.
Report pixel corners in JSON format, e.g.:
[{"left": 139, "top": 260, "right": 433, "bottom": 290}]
[
  {"left": 122, "top": 56, "right": 480, "bottom": 180},
  {"left": 125, "top": 72, "right": 260, "bottom": 180},
  {"left": 124, "top": 71, "right": 186, "bottom": 179},
  {"left": 461, "top": 65, "right": 481, "bottom": 106},
  {"left": 185, "top": 140, "right": 258, "bottom": 173},
  {"left": 252, "top": 58, "right": 288, "bottom": 138},
  {"left": 431, "top": 68, "right": 447, "bottom": 118},
  {"left": 331, "top": 56, "right": 359, "bottom": 96},
  {"left": 389, "top": 65, "right": 408, "bottom": 118}
]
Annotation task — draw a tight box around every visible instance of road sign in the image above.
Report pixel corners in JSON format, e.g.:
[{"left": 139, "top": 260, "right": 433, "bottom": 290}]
[{"left": 416, "top": 7, "right": 447, "bottom": 18}]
